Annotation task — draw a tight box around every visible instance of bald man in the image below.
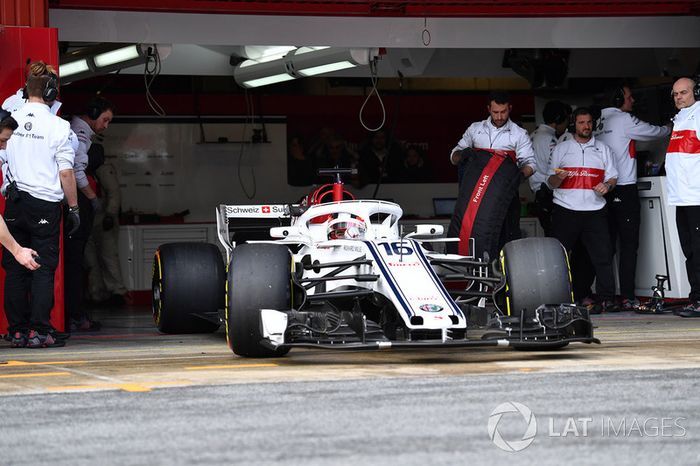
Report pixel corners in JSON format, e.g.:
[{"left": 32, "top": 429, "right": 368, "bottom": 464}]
[{"left": 666, "top": 78, "right": 700, "bottom": 317}]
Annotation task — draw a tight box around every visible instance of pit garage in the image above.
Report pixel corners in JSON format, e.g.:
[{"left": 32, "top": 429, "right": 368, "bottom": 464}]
[{"left": 1, "top": 1, "right": 700, "bottom": 463}]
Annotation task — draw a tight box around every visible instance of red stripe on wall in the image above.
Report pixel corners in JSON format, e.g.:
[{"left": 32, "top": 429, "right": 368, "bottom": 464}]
[
  {"left": 667, "top": 130, "right": 700, "bottom": 155},
  {"left": 458, "top": 156, "right": 505, "bottom": 256},
  {"left": 559, "top": 167, "right": 605, "bottom": 189}
]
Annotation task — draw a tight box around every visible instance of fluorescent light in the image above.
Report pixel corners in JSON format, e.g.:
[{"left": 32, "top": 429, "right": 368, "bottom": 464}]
[
  {"left": 297, "top": 61, "right": 356, "bottom": 77},
  {"left": 60, "top": 59, "right": 90, "bottom": 77},
  {"left": 242, "top": 73, "right": 295, "bottom": 88},
  {"left": 94, "top": 45, "right": 141, "bottom": 68}
]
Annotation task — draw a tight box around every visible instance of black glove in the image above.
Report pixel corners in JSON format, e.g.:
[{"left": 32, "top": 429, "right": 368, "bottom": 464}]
[
  {"left": 90, "top": 197, "right": 103, "bottom": 215},
  {"left": 66, "top": 206, "right": 81, "bottom": 237},
  {"left": 102, "top": 215, "right": 115, "bottom": 231}
]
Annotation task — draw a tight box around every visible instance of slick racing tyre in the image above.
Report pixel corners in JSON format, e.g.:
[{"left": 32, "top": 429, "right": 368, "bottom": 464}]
[
  {"left": 152, "top": 242, "right": 224, "bottom": 334},
  {"left": 500, "top": 237, "right": 573, "bottom": 316},
  {"left": 227, "top": 243, "right": 292, "bottom": 358},
  {"left": 447, "top": 148, "right": 521, "bottom": 261}
]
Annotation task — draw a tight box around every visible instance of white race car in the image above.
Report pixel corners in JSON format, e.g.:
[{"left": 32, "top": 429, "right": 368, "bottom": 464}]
[{"left": 152, "top": 169, "right": 598, "bottom": 357}]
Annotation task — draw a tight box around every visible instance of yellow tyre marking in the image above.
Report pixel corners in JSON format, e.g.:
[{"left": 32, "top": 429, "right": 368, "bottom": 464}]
[{"left": 500, "top": 249, "right": 511, "bottom": 316}]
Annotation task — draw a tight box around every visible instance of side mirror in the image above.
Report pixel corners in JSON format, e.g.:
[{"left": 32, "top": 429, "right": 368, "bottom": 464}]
[
  {"left": 270, "top": 226, "right": 301, "bottom": 239},
  {"left": 406, "top": 224, "right": 444, "bottom": 238}
]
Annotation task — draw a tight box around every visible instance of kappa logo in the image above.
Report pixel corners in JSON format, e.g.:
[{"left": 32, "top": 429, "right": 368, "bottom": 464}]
[
  {"left": 27, "top": 113, "right": 34, "bottom": 117},
  {"left": 38, "top": 218, "right": 49, "bottom": 225},
  {"left": 24, "top": 122, "right": 32, "bottom": 131}
]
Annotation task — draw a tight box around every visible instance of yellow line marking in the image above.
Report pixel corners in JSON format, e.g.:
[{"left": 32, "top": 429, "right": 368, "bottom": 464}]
[
  {"left": 2, "top": 360, "right": 88, "bottom": 367},
  {"left": 0, "top": 371, "right": 71, "bottom": 379},
  {"left": 184, "top": 363, "right": 278, "bottom": 370},
  {"left": 47, "top": 381, "right": 186, "bottom": 392}
]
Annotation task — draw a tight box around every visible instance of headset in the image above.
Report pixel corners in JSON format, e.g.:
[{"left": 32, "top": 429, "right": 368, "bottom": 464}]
[
  {"left": 612, "top": 85, "right": 626, "bottom": 108},
  {"left": 0, "top": 109, "right": 11, "bottom": 123},
  {"left": 693, "top": 77, "right": 700, "bottom": 99},
  {"left": 42, "top": 72, "right": 59, "bottom": 102},
  {"left": 86, "top": 96, "right": 109, "bottom": 120}
]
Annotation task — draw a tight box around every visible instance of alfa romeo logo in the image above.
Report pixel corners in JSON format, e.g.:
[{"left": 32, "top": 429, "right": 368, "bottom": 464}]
[{"left": 487, "top": 402, "right": 537, "bottom": 452}]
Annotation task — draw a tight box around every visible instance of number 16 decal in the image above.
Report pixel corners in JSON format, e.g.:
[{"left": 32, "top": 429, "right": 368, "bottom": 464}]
[{"left": 380, "top": 242, "right": 414, "bottom": 256}]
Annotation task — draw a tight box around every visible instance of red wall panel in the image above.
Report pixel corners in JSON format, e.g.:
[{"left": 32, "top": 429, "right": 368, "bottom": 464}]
[
  {"left": 49, "top": 0, "right": 700, "bottom": 17},
  {"left": 1, "top": 0, "right": 48, "bottom": 27}
]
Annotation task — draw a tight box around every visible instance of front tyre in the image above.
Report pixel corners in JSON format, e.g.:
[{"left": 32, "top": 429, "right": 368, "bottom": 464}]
[{"left": 227, "top": 243, "right": 292, "bottom": 358}]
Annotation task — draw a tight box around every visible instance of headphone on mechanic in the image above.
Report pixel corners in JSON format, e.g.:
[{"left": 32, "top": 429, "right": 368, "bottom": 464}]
[
  {"left": 42, "top": 72, "right": 59, "bottom": 102},
  {"left": 612, "top": 85, "right": 626, "bottom": 108},
  {"left": 86, "top": 96, "right": 109, "bottom": 120}
]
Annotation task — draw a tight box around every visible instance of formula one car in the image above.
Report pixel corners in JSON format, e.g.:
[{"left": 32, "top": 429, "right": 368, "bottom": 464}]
[{"left": 152, "top": 169, "right": 598, "bottom": 357}]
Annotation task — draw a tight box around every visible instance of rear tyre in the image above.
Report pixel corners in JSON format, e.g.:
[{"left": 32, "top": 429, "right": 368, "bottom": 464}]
[
  {"left": 227, "top": 243, "right": 292, "bottom": 358},
  {"left": 447, "top": 149, "right": 521, "bottom": 260},
  {"left": 152, "top": 242, "right": 224, "bottom": 334},
  {"left": 501, "top": 237, "right": 573, "bottom": 315}
]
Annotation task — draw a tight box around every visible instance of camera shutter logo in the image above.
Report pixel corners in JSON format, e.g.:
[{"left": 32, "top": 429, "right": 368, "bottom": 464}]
[{"left": 487, "top": 402, "right": 537, "bottom": 452}]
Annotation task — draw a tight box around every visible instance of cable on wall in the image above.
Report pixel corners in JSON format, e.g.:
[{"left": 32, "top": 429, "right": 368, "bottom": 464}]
[{"left": 358, "top": 56, "right": 386, "bottom": 132}]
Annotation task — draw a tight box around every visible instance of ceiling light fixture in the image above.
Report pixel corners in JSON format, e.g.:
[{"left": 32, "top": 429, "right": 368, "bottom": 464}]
[{"left": 233, "top": 47, "right": 380, "bottom": 88}]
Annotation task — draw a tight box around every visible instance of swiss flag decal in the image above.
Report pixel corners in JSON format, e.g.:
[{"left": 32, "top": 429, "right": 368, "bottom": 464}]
[{"left": 262, "top": 206, "right": 271, "bottom": 213}]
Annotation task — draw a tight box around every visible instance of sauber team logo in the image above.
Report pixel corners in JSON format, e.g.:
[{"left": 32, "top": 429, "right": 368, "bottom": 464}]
[
  {"left": 24, "top": 122, "right": 32, "bottom": 131},
  {"left": 419, "top": 304, "right": 443, "bottom": 313}
]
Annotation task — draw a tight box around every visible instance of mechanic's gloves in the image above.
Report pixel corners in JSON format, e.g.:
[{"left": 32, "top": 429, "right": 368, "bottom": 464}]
[
  {"left": 90, "top": 197, "right": 103, "bottom": 215},
  {"left": 66, "top": 206, "right": 81, "bottom": 237},
  {"left": 102, "top": 215, "right": 115, "bottom": 231}
]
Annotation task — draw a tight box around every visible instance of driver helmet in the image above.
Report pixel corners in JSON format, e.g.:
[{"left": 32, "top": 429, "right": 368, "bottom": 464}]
[{"left": 327, "top": 216, "right": 367, "bottom": 240}]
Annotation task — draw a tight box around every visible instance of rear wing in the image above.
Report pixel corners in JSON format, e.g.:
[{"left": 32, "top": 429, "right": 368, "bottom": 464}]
[{"left": 216, "top": 204, "right": 296, "bottom": 255}]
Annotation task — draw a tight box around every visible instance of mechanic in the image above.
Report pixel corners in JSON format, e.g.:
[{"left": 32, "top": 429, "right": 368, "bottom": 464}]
[
  {"left": 0, "top": 111, "right": 41, "bottom": 274},
  {"left": 2, "top": 65, "right": 78, "bottom": 348},
  {"left": 529, "top": 100, "right": 572, "bottom": 236},
  {"left": 84, "top": 143, "right": 130, "bottom": 306},
  {"left": 595, "top": 84, "right": 671, "bottom": 310},
  {"left": 548, "top": 107, "right": 618, "bottom": 314},
  {"left": 665, "top": 78, "right": 700, "bottom": 318},
  {"left": 66, "top": 96, "right": 114, "bottom": 331},
  {"left": 450, "top": 91, "right": 536, "bottom": 247}
]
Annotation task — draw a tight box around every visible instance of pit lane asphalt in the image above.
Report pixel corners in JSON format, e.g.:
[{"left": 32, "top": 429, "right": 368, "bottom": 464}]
[{"left": 1, "top": 307, "right": 699, "bottom": 465}]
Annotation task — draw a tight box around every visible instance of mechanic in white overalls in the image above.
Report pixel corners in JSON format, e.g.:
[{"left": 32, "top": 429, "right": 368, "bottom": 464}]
[
  {"left": 450, "top": 91, "right": 536, "bottom": 247},
  {"left": 548, "top": 107, "right": 618, "bottom": 314},
  {"left": 594, "top": 85, "right": 671, "bottom": 310},
  {"left": 2, "top": 66, "right": 79, "bottom": 348},
  {"left": 666, "top": 78, "right": 700, "bottom": 317}
]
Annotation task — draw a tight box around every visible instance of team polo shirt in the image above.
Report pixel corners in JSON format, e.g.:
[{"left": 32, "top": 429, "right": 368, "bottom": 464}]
[
  {"left": 529, "top": 124, "right": 557, "bottom": 192},
  {"left": 666, "top": 101, "right": 700, "bottom": 206},
  {"left": 595, "top": 107, "right": 670, "bottom": 186},
  {"left": 451, "top": 118, "right": 536, "bottom": 170},
  {"left": 3, "top": 102, "right": 75, "bottom": 202},
  {"left": 549, "top": 136, "right": 618, "bottom": 211}
]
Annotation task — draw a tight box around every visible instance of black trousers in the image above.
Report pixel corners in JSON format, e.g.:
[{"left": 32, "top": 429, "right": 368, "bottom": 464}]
[
  {"left": 534, "top": 184, "right": 554, "bottom": 237},
  {"left": 675, "top": 206, "right": 700, "bottom": 303},
  {"left": 2, "top": 192, "right": 61, "bottom": 333},
  {"left": 552, "top": 205, "right": 616, "bottom": 300},
  {"left": 63, "top": 191, "right": 94, "bottom": 326},
  {"left": 606, "top": 184, "right": 641, "bottom": 300},
  {"left": 498, "top": 191, "right": 522, "bottom": 251}
]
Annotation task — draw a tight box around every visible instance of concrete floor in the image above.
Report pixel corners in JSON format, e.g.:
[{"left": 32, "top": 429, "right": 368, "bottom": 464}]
[{"left": 1, "top": 306, "right": 700, "bottom": 396}]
